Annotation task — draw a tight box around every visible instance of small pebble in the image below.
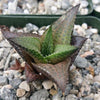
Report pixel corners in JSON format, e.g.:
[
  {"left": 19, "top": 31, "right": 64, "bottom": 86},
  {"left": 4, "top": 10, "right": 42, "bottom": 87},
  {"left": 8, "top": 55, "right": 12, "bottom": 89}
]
[
  {"left": 80, "top": 81, "right": 91, "bottom": 96},
  {"left": 19, "top": 81, "right": 30, "bottom": 91},
  {"left": 92, "top": 0, "right": 100, "bottom": 4},
  {"left": 17, "top": 29, "right": 24, "bottom": 33},
  {"left": 80, "top": 50, "right": 94, "bottom": 58},
  {"left": 16, "top": 88, "right": 26, "bottom": 97},
  {"left": 0, "top": 86, "right": 17, "bottom": 100},
  {"left": 38, "top": 30, "right": 45, "bottom": 35},
  {"left": 0, "top": 76, "right": 8, "bottom": 86},
  {"left": 82, "top": 23, "right": 88, "bottom": 30},
  {"left": 32, "top": 81, "right": 42, "bottom": 90},
  {"left": 80, "top": 8, "right": 88, "bottom": 15},
  {"left": 19, "top": 97, "right": 28, "bottom": 100},
  {"left": 10, "top": 78, "right": 22, "bottom": 89},
  {"left": 95, "top": 6, "right": 100, "bottom": 12},
  {"left": 94, "top": 93, "right": 100, "bottom": 100},
  {"left": 90, "top": 28, "right": 98, "bottom": 34},
  {"left": 70, "top": 69, "right": 83, "bottom": 86},
  {"left": 52, "top": 94, "right": 62, "bottom": 100},
  {"left": 0, "top": 31, "right": 3, "bottom": 41},
  {"left": 42, "top": 80, "right": 53, "bottom": 90},
  {"left": 74, "top": 56, "right": 88, "bottom": 68},
  {"left": 49, "top": 89, "right": 57, "bottom": 96},
  {"left": 94, "top": 75, "right": 100, "bottom": 83},
  {"left": 30, "top": 89, "right": 49, "bottom": 100},
  {"left": 70, "top": 89, "right": 78, "bottom": 95},
  {"left": 10, "top": 26, "right": 16, "bottom": 32},
  {"left": 51, "top": 6, "right": 57, "bottom": 14},
  {"left": 80, "top": 1, "right": 89, "bottom": 8},
  {"left": 4, "top": 84, "right": 12, "bottom": 88},
  {"left": 66, "top": 94, "right": 78, "bottom": 100}
]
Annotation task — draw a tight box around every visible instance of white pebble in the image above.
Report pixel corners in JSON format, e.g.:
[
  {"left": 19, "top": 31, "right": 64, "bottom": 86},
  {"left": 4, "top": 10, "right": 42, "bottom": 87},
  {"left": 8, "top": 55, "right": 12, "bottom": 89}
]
[
  {"left": 80, "top": 1, "right": 89, "bottom": 8},
  {"left": 10, "top": 26, "right": 16, "bottom": 32},
  {"left": 32, "top": 31, "right": 38, "bottom": 34},
  {"left": 16, "top": 88, "right": 26, "bottom": 97},
  {"left": 61, "top": 1, "right": 70, "bottom": 10},
  {"left": 38, "top": 30, "right": 45, "bottom": 35},
  {"left": 0, "top": 31, "right": 3, "bottom": 41},
  {"left": 90, "top": 28, "right": 98, "bottom": 34},
  {"left": 33, "top": 25, "right": 39, "bottom": 31},
  {"left": 80, "top": 8, "right": 88, "bottom": 15},
  {"left": 95, "top": 6, "right": 100, "bottom": 12},
  {"left": 4, "top": 70, "right": 21, "bottom": 78},
  {"left": 26, "top": 3, "right": 31, "bottom": 9},
  {"left": 92, "top": 0, "right": 100, "bottom": 4},
  {"left": 51, "top": 6, "right": 57, "bottom": 14},
  {"left": 19, "top": 81, "right": 30, "bottom": 91},
  {"left": 74, "top": 25, "right": 80, "bottom": 30},
  {"left": 94, "top": 94, "right": 100, "bottom": 100},
  {"left": 24, "top": 9, "right": 29, "bottom": 14},
  {"left": 17, "top": 29, "right": 23, "bottom": 33},
  {"left": 46, "top": 25, "right": 50, "bottom": 29},
  {"left": 8, "top": 0, "right": 18, "bottom": 14},
  {"left": 81, "top": 23, "right": 88, "bottom": 29},
  {"left": 94, "top": 75, "right": 100, "bottom": 83},
  {"left": 11, "top": 53, "right": 20, "bottom": 59},
  {"left": 55, "top": 2, "right": 61, "bottom": 8},
  {"left": 71, "top": 0, "right": 80, "bottom": 6},
  {"left": 77, "top": 27, "right": 84, "bottom": 34},
  {"left": 42, "top": 80, "right": 53, "bottom": 90}
]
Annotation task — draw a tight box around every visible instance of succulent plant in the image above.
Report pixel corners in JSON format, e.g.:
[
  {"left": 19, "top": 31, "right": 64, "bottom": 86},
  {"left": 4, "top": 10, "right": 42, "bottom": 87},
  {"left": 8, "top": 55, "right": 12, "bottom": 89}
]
[{"left": 1, "top": 5, "right": 86, "bottom": 92}]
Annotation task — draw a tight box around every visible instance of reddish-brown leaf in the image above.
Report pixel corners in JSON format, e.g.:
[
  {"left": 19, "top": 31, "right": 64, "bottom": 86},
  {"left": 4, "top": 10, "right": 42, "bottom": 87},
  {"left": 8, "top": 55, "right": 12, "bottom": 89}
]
[
  {"left": 25, "top": 63, "right": 47, "bottom": 82},
  {"left": 10, "top": 59, "right": 25, "bottom": 71}
]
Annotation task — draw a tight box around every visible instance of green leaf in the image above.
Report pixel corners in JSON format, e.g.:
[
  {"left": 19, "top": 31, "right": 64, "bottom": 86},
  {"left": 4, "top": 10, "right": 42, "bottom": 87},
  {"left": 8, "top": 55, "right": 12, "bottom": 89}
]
[
  {"left": 52, "top": 5, "right": 79, "bottom": 45},
  {"left": 41, "top": 26, "right": 54, "bottom": 56},
  {"left": 45, "top": 45, "right": 77, "bottom": 64},
  {"left": 25, "top": 48, "right": 47, "bottom": 63},
  {"left": 12, "top": 37, "right": 41, "bottom": 51},
  {"left": 11, "top": 37, "right": 47, "bottom": 63}
]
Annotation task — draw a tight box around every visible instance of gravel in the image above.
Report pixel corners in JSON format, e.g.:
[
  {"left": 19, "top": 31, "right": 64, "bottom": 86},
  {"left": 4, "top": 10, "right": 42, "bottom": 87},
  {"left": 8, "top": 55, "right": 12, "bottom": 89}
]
[
  {"left": 52, "top": 94, "right": 62, "bottom": 100},
  {"left": 30, "top": 89, "right": 49, "bottom": 100},
  {"left": 19, "top": 81, "right": 30, "bottom": 92},
  {"left": 9, "top": 78, "right": 22, "bottom": 89},
  {"left": 74, "top": 56, "right": 89, "bottom": 68},
  {"left": 0, "top": 22, "right": 99, "bottom": 100},
  {"left": 0, "top": 86, "right": 17, "bottom": 100},
  {"left": 0, "top": 76, "right": 8, "bottom": 86},
  {"left": 92, "top": 0, "right": 100, "bottom": 12},
  {"left": 0, "top": 0, "right": 90, "bottom": 15}
]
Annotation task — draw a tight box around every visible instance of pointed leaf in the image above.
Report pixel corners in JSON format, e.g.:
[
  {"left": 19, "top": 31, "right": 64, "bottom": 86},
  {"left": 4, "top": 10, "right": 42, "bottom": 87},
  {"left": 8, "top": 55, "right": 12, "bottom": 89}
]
[
  {"left": 41, "top": 26, "right": 54, "bottom": 56},
  {"left": 9, "top": 59, "right": 25, "bottom": 71},
  {"left": 10, "top": 37, "right": 47, "bottom": 63},
  {"left": 31, "top": 36, "right": 86, "bottom": 92},
  {"left": 52, "top": 5, "right": 79, "bottom": 45},
  {"left": 45, "top": 45, "right": 77, "bottom": 64},
  {"left": 25, "top": 63, "right": 47, "bottom": 82},
  {"left": 11, "top": 37, "right": 41, "bottom": 52},
  {"left": 32, "top": 58, "right": 71, "bottom": 92}
]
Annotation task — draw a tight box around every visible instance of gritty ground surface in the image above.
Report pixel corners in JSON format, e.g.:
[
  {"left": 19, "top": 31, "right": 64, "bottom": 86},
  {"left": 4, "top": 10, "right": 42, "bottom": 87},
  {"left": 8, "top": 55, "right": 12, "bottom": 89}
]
[
  {"left": 0, "top": 0, "right": 89, "bottom": 15},
  {"left": 0, "top": 23, "right": 99, "bottom": 100}
]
